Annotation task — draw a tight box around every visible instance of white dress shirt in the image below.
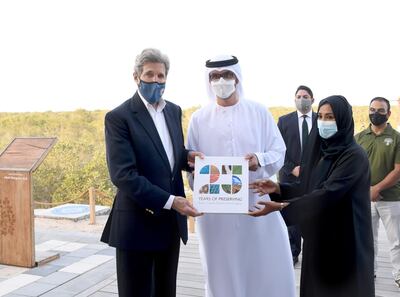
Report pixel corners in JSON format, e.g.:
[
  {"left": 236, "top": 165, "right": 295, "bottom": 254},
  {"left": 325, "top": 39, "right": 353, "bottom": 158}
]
[{"left": 138, "top": 92, "right": 175, "bottom": 209}]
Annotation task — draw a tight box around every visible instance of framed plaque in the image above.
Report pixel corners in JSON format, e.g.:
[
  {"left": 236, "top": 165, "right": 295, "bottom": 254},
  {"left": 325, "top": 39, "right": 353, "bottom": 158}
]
[{"left": 193, "top": 156, "right": 249, "bottom": 213}]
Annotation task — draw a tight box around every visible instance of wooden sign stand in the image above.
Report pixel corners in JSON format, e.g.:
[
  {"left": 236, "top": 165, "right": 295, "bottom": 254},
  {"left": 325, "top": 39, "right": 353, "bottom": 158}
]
[{"left": 0, "top": 137, "right": 58, "bottom": 267}]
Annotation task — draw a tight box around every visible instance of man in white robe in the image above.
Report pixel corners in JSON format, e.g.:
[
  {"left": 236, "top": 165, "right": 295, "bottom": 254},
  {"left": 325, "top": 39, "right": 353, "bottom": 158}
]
[{"left": 187, "top": 55, "right": 296, "bottom": 297}]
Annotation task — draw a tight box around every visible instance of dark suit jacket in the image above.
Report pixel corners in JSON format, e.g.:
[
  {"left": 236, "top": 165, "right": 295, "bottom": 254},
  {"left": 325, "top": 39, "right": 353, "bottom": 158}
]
[
  {"left": 101, "top": 92, "right": 189, "bottom": 251},
  {"left": 278, "top": 111, "right": 317, "bottom": 183}
]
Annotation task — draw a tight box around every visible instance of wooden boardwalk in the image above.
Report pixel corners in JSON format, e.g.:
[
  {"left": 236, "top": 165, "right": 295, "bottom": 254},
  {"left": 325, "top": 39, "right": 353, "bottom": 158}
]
[
  {"left": 175, "top": 225, "right": 400, "bottom": 297},
  {"left": 0, "top": 220, "right": 399, "bottom": 296}
]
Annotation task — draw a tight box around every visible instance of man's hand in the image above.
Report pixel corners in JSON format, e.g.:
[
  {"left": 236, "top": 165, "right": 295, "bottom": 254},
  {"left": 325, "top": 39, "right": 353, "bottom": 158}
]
[
  {"left": 248, "top": 200, "right": 289, "bottom": 217},
  {"left": 245, "top": 153, "right": 260, "bottom": 171},
  {"left": 249, "top": 179, "right": 281, "bottom": 196},
  {"left": 188, "top": 151, "right": 205, "bottom": 168},
  {"left": 172, "top": 196, "right": 203, "bottom": 217},
  {"left": 291, "top": 166, "right": 300, "bottom": 177},
  {"left": 370, "top": 185, "right": 382, "bottom": 202}
]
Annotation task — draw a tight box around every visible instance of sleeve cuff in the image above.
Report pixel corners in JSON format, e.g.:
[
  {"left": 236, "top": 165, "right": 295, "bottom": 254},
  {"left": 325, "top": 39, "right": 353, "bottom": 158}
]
[
  {"left": 163, "top": 195, "right": 175, "bottom": 210},
  {"left": 254, "top": 152, "right": 264, "bottom": 167}
]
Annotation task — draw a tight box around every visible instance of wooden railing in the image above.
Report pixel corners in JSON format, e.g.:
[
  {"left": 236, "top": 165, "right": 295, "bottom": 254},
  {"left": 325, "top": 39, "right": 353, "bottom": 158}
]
[
  {"left": 34, "top": 187, "right": 112, "bottom": 225},
  {"left": 34, "top": 188, "right": 197, "bottom": 231}
]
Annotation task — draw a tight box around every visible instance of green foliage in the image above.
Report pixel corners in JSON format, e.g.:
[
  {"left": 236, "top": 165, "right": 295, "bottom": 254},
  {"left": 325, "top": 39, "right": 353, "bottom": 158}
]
[
  {"left": 269, "top": 105, "right": 400, "bottom": 133},
  {"left": 0, "top": 110, "right": 114, "bottom": 207},
  {"left": 182, "top": 105, "right": 200, "bottom": 139},
  {"left": 0, "top": 103, "right": 398, "bottom": 207}
]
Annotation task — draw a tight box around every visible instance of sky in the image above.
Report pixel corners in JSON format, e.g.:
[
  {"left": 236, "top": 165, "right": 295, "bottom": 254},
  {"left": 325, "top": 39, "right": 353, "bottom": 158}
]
[{"left": 0, "top": 0, "right": 399, "bottom": 112}]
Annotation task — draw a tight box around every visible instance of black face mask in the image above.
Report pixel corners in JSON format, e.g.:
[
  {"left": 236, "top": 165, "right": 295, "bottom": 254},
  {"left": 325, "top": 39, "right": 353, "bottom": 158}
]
[{"left": 369, "top": 112, "right": 388, "bottom": 126}]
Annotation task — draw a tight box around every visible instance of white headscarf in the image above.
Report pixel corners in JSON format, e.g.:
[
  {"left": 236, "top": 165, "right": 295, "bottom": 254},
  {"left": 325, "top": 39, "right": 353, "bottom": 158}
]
[{"left": 205, "top": 54, "right": 245, "bottom": 101}]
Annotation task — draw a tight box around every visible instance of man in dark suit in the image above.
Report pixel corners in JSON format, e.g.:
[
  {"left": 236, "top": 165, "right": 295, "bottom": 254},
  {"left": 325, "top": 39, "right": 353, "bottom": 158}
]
[
  {"left": 101, "top": 48, "right": 202, "bottom": 297},
  {"left": 277, "top": 85, "right": 317, "bottom": 265}
]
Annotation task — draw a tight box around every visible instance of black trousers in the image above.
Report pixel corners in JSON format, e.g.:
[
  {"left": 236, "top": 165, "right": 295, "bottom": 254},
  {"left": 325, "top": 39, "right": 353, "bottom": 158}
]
[
  {"left": 288, "top": 225, "right": 302, "bottom": 257},
  {"left": 116, "top": 239, "right": 180, "bottom": 297}
]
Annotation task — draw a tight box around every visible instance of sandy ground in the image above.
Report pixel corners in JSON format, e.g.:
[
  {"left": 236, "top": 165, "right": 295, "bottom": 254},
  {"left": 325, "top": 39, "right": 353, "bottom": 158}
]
[{"left": 34, "top": 214, "right": 109, "bottom": 233}]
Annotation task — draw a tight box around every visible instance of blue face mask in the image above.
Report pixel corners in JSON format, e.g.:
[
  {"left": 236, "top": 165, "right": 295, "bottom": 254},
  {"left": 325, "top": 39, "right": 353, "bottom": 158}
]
[
  {"left": 317, "top": 120, "right": 338, "bottom": 139},
  {"left": 138, "top": 80, "right": 165, "bottom": 104}
]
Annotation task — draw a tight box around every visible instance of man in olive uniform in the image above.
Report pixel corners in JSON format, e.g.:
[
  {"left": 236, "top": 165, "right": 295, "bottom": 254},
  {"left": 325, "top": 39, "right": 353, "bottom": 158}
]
[{"left": 355, "top": 97, "right": 400, "bottom": 288}]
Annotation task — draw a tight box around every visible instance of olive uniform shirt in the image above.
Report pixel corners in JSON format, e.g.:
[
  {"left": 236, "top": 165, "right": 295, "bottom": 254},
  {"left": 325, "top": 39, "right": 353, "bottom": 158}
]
[{"left": 355, "top": 123, "right": 400, "bottom": 201}]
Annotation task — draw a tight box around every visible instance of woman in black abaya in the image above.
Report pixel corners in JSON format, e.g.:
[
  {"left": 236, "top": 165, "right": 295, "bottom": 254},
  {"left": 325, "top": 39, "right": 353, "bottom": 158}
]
[{"left": 250, "top": 96, "right": 374, "bottom": 297}]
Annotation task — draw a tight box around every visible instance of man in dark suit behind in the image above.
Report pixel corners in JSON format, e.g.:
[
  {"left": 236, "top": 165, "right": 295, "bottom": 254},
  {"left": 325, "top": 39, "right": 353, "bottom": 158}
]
[
  {"left": 101, "top": 48, "right": 202, "bottom": 297},
  {"left": 277, "top": 85, "right": 316, "bottom": 265}
]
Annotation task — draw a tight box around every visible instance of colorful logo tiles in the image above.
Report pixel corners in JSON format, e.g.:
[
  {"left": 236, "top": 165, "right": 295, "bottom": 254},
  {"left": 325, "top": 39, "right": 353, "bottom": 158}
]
[{"left": 198, "top": 164, "right": 243, "bottom": 195}]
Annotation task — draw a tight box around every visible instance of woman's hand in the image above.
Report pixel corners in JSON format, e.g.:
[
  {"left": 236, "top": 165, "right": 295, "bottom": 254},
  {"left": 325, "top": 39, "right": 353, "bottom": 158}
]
[
  {"left": 249, "top": 179, "right": 281, "bottom": 196},
  {"left": 248, "top": 200, "right": 289, "bottom": 217}
]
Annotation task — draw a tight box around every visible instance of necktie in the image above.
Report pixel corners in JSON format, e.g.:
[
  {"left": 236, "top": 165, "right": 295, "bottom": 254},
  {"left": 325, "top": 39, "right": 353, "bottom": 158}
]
[{"left": 302, "top": 115, "right": 309, "bottom": 151}]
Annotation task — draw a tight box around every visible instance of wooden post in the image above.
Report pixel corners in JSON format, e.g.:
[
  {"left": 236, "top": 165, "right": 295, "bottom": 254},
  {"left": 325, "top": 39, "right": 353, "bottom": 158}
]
[
  {"left": 189, "top": 217, "right": 195, "bottom": 233},
  {"left": 89, "top": 187, "right": 96, "bottom": 225},
  {"left": 187, "top": 194, "right": 195, "bottom": 233},
  {"left": 0, "top": 171, "right": 34, "bottom": 267}
]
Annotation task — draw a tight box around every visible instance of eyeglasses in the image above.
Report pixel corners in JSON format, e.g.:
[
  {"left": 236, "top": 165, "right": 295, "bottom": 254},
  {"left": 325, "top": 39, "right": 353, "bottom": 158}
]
[
  {"left": 369, "top": 107, "right": 387, "bottom": 115},
  {"left": 209, "top": 71, "right": 236, "bottom": 81}
]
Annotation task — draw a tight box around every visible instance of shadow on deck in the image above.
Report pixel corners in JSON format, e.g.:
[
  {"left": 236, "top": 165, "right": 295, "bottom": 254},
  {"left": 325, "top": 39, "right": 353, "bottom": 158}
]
[{"left": 0, "top": 218, "right": 398, "bottom": 296}]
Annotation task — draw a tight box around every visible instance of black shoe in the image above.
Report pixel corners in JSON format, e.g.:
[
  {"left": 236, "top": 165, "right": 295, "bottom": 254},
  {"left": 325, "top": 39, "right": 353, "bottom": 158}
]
[
  {"left": 395, "top": 278, "right": 400, "bottom": 288},
  {"left": 292, "top": 256, "right": 299, "bottom": 265}
]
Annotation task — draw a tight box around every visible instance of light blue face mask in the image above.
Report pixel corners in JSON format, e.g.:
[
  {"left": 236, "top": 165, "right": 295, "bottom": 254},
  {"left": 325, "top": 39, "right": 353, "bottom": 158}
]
[
  {"left": 138, "top": 80, "right": 165, "bottom": 104},
  {"left": 317, "top": 120, "right": 338, "bottom": 139}
]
